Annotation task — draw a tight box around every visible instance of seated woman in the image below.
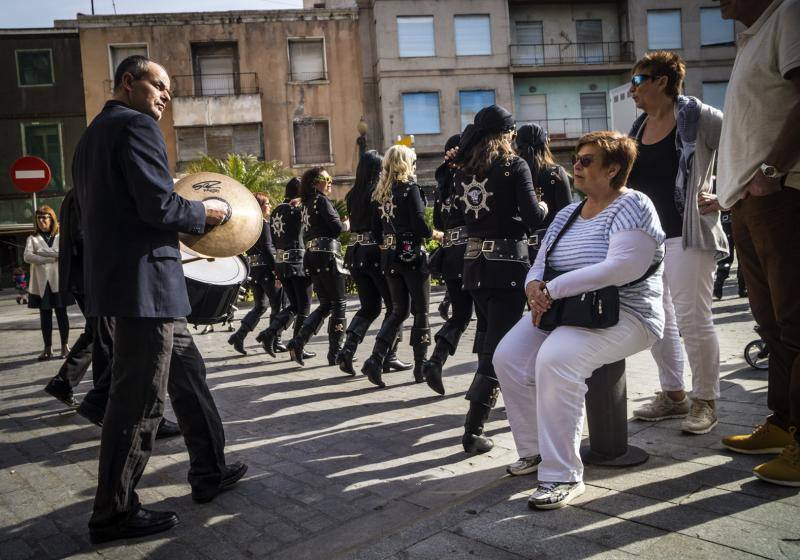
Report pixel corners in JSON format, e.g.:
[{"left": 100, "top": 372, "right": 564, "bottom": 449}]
[{"left": 493, "top": 131, "right": 665, "bottom": 510}]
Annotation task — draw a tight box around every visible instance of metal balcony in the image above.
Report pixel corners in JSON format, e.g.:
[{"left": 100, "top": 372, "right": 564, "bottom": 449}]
[
  {"left": 510, "top": 41, "right": 634, "bottom": 68},
  {"left": 170, "top": 72, "right": 259, "bottom": 98},
  {"left": 518, "top": 117, "right": 611, "bottom": 141}
]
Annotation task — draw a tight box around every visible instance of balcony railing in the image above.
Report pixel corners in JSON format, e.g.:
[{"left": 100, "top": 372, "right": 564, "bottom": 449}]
[
  {"left": 510, "top": 41, "right": 634, "bottom": 67},
  {"left": 519, "top": 117, "right": 610, "bottom": 140},
  {"left": 170, "top": 72, "right": 259, "bottom": 97},
  {"left": 292, "top": 152, "right": 335, "bottom": 166}
]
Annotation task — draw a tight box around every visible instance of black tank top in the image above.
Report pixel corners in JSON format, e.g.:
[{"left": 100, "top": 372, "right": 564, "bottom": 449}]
[{"left": 628, "top": 126, "right": 683, "bottom": 239}]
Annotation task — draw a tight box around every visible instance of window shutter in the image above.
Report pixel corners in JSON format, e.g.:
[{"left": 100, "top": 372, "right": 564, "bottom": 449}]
[
  {"left": 518, "top": 95, "right": 548, "bottom": 123},
  {"left": 294, "top": 121, "right": 331, "bottom": 164},
  {"left": 459, "top": 90, "right": 495, "bottom": 130},
  {"left": 455, "top": 15, "right": 491, "bottom": 56},
  {"left": 289, "top": 40, "right": 325, "bottom": 81},
  {"left": 397, "top": 17, "right": 435, "bottom": 58},
  {"left": 233, "top": 124, "right": 263, "bottom": 158},
  {"left": 516, "top": 21, "right": 543, "bottom": 45},
  {"left": 109, "top": 45, "right": 147, "bottom": 79},
  {"left": 177, "top": 127, "right": 206, "bottom": 163},
  {"left": 402, "top": 93, "right": 440, "bottom": 135},
  {"left": 580, "top": 93, "right": 608, "bottom": 134},
  {"left": 647, "top": 10, "right": 682, "bottom": 49}
]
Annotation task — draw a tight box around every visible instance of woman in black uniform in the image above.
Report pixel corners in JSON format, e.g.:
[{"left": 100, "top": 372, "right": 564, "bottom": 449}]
[
  {"left": 362, "top": 145, "right": 432, "bottom": 387},
  {"left": 454, "top": 105, "right": 547, "bottom": 453},
  {"left": 338, "top": 151, "right": 411, "bottom": 376},
  {"left": 256, "top": 178, "right": 315, "bottom": 361},
  {"left": 286, "top": 168, "right": 349, "bottom": 366},
  {"left": 422, "top": 133, "right": 473, "bottom": 396},
  {"left": 515, "top": 123, "right": 572, "bottom": 260}
]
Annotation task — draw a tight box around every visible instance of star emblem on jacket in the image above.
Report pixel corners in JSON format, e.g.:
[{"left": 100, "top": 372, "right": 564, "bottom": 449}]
[
  {"left": 271, "top": 214, "right": 285, "bottom": 237},
  {"left": 379, "top": 199, "right": 396, "bottom": 222},
  {"left": 461, "top": 177, "right": 493, "bottom": 219},
  {"left": 300, "top": 207, "right": 310, "bottom": 231}
]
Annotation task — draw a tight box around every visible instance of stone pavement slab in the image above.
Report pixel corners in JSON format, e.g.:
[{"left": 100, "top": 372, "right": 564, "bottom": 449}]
[{"left": 1, "top": 277, "right": 798, "bottom": 560}]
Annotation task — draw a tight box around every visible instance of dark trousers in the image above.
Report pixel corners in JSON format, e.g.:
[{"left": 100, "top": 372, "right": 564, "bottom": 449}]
[
  {"left": 82, "top": 316, "right": 115, "bottom": 411},
  {"left": 351, "top": 266, "right": 392, "bottom": 326},
  {"left": 377, "top": 268, "right": 430, "bottom": 345},
  {"left": 241, "top": 271, "right": 283, "bottom": 332},
  {"left": 716, "top": 218, "right": 746, "bottom": 290},
  {"left": 732, "top": 188, "right": 800, "bottom": 439},
  {"left": 282, "top": 275, "right": 312, "bottom": 317},
  {"left": 89, "top": 317, "right": 226, "bottom": 528},
  {"left": 310, "top": 270, "right": 347, "bottom": 323},
  {"left": 40, "top": 307, "right": 69, "bottom": 347},
  {"left": 58, "top": 293, "right": 94, "bottom": 388},
  {"left": 441, "top": 277, "right": 473, "bottom": 336}
]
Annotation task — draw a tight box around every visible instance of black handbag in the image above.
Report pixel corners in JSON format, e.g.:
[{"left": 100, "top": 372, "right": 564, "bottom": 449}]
[{"left": 538, "top": 201, "right": 662, "bottom": 332}]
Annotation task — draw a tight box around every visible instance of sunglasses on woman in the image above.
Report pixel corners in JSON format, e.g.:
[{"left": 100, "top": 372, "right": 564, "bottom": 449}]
[
  {"left": 316, "top": 175, "right": 332, "bottom": 184},
  {"left": 630, "top": 74, "right": 655, "bottom": 88},
  {"left": 572, "top": 154, "right": 595, "bottom": 168}
]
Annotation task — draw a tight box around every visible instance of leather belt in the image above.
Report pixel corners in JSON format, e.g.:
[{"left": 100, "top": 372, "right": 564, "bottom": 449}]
[
  {"left": 306, "top": 237, "right": 342, "bottom": 253},
  {"left": 442, "top": 226, "right": 468, "bottom": 248},
  {"left": 464, "top": 237, "right": 528, "bottom": 262},
  {"left": 246, "top": 254, "right": 269, "bottom": 267},
  {"left": 527, "top": 228, "right": 547, "bottom": 250},
  {"left": 276, "top": 248, "right": 304, "bottom": 262},
  {"left": 380, "top": 233, "right": 396, "bottom": 250},
  {"left": 347, "top": 232, "right": 376, "bottom": 246}
]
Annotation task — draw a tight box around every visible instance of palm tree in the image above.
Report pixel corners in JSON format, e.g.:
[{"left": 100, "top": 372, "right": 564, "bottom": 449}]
[{"left": 186, "top": 154, "right": 294, "bottom": 203}]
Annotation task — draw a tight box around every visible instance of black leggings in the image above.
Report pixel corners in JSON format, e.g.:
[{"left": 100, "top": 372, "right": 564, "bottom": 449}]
[
  {"left": 444, "top": 277, "right": 473, "bottom": 333},
  {"left": 282, "top": 275, "right": 313, "bottom": 317},
  {"left": 241, "top": 273, "right": 283, "bottom": 332},
  {"left": 351, "top": 267, "right": 392, "bottom": 325},
  {"left": 310, "top": 270, "right": 347, "bottom": 322},
  {"left": 40, "top": 307, "right": 69, "bottom": 347},
  {"left": 470, "top": 288, "right": 526, "bottom": 373},
  {"left": 377, "top": 268, "right": 430, "bottom": 344}
]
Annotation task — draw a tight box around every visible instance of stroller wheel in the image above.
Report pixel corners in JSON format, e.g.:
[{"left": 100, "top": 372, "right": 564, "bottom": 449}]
[{"left": 744, "top": 339, "right": 769, "bottom": 370}]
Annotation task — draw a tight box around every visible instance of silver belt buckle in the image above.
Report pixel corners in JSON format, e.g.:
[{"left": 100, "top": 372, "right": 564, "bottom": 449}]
[
  {"left": 528, "top": 234, "right": 539, "bottom": 246},
  {"left": 481, "top": 240, "right": 495, "bottom": 252},
  {"left": 356, "top": 233, "right": 363, "bottom": 244},
  {"left": 449, "top": 230, "right": 460, "bottom": 242}
]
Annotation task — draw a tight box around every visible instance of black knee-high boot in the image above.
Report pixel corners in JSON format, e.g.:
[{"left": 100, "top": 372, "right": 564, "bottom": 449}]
[
  {"left": 255, "top": 309, "right": 295, "bottom": 357},
  {"left": 423, "top": 323, "right": 464, "bottom": 395},
  {"left": 337, "top": 316, "right": 370, "bottom": 375},
  {"left": 287, "top": 312, "right": 322, "bottom": 365},
  {"left": 410, "top": 327, "right": 431, "bottom": 384},
  {"left": 383, "top": 332, "right": 412, "bottom": 372},
  {"left": 462, "top": 358, "right": 498, "bottom": 454},
  {"left": 362, "top": 337, "right": 392, "bottom": 388},
  {"left": 227, "top": 323, "right": 251, "bottom": 355},
  {"left": 327, "top": 317, "right": 347, "bottom": 366}
]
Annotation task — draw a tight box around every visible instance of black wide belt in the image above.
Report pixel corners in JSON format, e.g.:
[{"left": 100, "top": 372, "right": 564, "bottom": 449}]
[
  {"left": 276, "top": 248, "right": 305, "bottom": 262},
  {"left": 380, "top": 233, "right": 396, "bottom": 250},
  {"left": 527, "top": 228, "right": 547, "bottom": 250},
  {"left": 246, "top": 254, "right": 270, "bottom": 267},
  {"left": 347, "top": 232, "right": 376, "bottom": 246},
  {"left": 464, "top": 237, "right": 528, "bottom": 262},
  {"left": 306, "top": 237, "right": 342, "bottom": 253},
  {"left": 442, "top": 225, "right": 468, "bottom": 248}
]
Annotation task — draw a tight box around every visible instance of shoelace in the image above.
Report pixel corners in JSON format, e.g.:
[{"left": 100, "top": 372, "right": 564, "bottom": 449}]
[{"left": 538, "top": 482, "right": 560, "bottom": 492}]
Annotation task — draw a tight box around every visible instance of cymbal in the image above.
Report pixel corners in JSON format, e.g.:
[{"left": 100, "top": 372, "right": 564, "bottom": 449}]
[{"left": 174, "top": 172, "right": 262, "bottom": 258}]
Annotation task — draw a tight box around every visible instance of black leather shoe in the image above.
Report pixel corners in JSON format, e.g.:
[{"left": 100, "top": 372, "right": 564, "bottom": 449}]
[
  {"left": 155, "top": 418, "right": 182, "bottom": 440},
  {"left": 256, "top": 329, "right": 277, "bottom": 358},
  {"left": 192, "top": 461, "right": 248, "bottom": 504},
  {"left": 302, "top": 349, "right": 316, "bottom": 360},
  {"left": 44, "top": 377, "right": 78, "bottom": 407},
  {"left": 383, "top": 355, "right": 412, "bottom": 373},
  {"left": 337, "top": 349, "right": 356, "bottom": 376},
  {"left": 227, "top": 333, "right": 247, "bottom": 356},
  {"left": 422, "top": 360, "right": 445, "bottom": 395},
  {"left": 89, "top": 507, "right": 179, "bottom": 544},
  {"left": 738, "top": 287, "right": 748, "bottom": 298},
  {"left": 288, "top": 340, "right": 306, "bottom": 366},
  {"left": 713, "top": 282, "right": 723, "bottom": 300},
  {"left": 77, "top": 400, "right": 105, "bottom": 427},
  {"left": 462, "top": 432, "right": 494, "bottom": 454},
  {"left": 362, "top": 356, "right": 385, "bottom": 388}
]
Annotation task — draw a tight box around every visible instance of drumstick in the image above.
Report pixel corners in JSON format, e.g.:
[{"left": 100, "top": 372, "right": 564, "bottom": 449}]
[{"left": 181, "top": 257, "right": 216, "bottom": 264}]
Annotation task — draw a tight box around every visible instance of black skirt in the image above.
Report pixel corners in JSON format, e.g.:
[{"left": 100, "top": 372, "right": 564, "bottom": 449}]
[{"left": 28, "top": 284, "right": 74, "bottom": 310}]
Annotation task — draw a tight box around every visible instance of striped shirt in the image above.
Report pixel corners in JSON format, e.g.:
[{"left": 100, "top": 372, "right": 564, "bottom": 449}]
[{"left": 539, "top": 190, "right": 666, "bottom": 337}]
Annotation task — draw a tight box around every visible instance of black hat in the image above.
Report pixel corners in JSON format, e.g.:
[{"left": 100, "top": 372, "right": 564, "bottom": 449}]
[{"left": 456, "top": 105, "right": 515, "bottom": 163}]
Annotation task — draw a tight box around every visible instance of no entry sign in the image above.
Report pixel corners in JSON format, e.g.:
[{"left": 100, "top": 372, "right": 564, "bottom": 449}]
[{"left": 9, "top": 156, "right": 51, "bottom": 193}]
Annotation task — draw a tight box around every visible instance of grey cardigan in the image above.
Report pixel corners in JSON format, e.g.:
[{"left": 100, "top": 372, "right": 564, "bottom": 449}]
[{"left": 630, "top": 98, "right": 729, "bottom": 261}]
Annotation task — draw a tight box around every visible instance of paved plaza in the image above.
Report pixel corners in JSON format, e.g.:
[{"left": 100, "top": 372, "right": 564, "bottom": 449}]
[{"left": 1, "top": 280, "right": 799, "bottom": 560}]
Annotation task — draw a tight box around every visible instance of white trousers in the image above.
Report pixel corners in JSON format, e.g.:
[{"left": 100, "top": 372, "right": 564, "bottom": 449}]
[
  {"left": 494, "top": 311, "right": 655, "bottom": 482},
  {"left": 649, "top": 237, "right": 720, "bottom": 400}
]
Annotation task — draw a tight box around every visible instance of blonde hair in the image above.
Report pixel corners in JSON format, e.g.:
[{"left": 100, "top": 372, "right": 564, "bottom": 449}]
[
  {"left": 373, "top": 145, "right": 416, "bottom": 204},
  {"left": 34, "top": 205, "right": 59, "bottom": 236},
  {"left": 461, "top": 132, "right": 516, "bottom": 178}
]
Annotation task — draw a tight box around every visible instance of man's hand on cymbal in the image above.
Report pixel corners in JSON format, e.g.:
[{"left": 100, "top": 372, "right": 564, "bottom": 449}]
[{"left": 203, "top": 199, "right": 228, "bottom": 225}]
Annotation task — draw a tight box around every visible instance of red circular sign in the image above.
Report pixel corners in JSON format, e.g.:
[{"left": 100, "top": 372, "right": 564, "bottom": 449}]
[{"left": 9, "top": 156, "right": 51, "bottom": 193}]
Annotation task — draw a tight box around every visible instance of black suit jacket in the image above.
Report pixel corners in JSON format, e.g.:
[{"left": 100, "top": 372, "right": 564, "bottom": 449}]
[
  {"left": 72, "top": 101, "right": 205, "bottom": 318},
  {"left": 58, "top": 189, "right": 83, "bottom": 297}
]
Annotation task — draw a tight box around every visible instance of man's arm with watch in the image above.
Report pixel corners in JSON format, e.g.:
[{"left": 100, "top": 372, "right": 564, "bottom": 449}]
[{"left": 744, "top": 69, "right": 800, "bottom": 198}]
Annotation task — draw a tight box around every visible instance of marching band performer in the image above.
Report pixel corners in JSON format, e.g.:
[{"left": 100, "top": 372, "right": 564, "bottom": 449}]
[
  {"left": 286, "top": 168, "right": 350, "bottom": 366},
  {"left": 255, "top": 178, "right": 315, "bottom": 361},
  {"left": 423, "top": 133, "right": 473, "bottom": 395},
  {"left": 362, "top": 145, "right": 432, "bottom": 387},
  {"left": 337, "top": 151, "right": 411, "bottom": 375},
  {"left": 453, "top": 106, "right": 548, "bottom": 453}
]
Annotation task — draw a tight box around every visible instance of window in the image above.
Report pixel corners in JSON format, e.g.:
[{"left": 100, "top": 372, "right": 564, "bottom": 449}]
[
  {"left": 22, "top": 123, "right": 64, "bottom": 189},
  {"left": 647, "top": 10, "right": 682, "bottom": 49},
  {"left": 700, "top": 8, "right": 734, "bottom": 46},
  {"left": 517, "top": 94, "right": 547, "bottom": 124},
  {"left": 289, "top": 39, "right": 326, "bottom": 82},
  {"left": 576, "top": 19, "right": 603, "bottom": 64},
  {"left": 703, "top": 81, "right": 729, "bottom": 110},
  {"left": 397, "top": 16, "right": 435, "bottom": 58},
  {"left": 16, "top": 50, "right": 54, "bottom": 87},
  {"left": 514, "top": 21, "right": 544, "bottom": 65},
  {"left": 459, "top": 90, "right": 495, "bottom": 130},
  {"left": 293, "top": 120, "right": 332, "bottom": 165},
  {"left": 176, "top": 124, "right": 263, "bottom": 164},
  {"left": 109, "top": 44, "right": 148, "bottom": 80},
  {"left": 402, "top": 92, "right": 440, "bottom": 135},
  {"left": 455, "top": 15, "right": 491, "bottom": 56},
  {"left": 191, "top": 43, "right": 238, "bottom": 96},
  {"left": 580, "top": 93, "right": 608, "bottom": 134}
]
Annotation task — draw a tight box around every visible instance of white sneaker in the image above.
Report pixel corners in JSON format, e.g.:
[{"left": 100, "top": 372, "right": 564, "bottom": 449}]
[
  {"left": 633, "top": 391, "right": 690, "bottom": 421},
  {"left": 528, "top": 481, "right": 586, "bottom": 510},
  {"left": 681, "top": 399, "right": 718, "bottom": 435},
  {"left": 506, "top": 455, "right": 541, "bottom": 476}
]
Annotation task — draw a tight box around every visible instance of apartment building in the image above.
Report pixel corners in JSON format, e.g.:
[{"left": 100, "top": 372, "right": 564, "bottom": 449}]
[{"left": 56, "top": 8, "right": 366, "bottom": 181}]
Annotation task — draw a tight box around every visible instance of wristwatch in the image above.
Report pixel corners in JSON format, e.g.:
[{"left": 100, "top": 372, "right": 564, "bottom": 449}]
[{"left": 760, "top": 163, "right": 786, "bottom": 179}]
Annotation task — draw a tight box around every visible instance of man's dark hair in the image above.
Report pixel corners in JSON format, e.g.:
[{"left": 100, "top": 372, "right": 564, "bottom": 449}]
[{"left": 113, "top": 55, "right": 152, "bottom": 91}]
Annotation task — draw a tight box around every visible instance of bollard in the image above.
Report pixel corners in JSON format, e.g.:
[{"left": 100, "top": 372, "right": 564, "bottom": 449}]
[{"left": 580, "top": 360, "right": 648, "bottom": 467}]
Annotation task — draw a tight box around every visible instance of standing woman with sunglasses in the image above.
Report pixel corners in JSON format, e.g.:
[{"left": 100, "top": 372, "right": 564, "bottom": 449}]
[
  {"left": 625, "top": 51, "right": 728, "bottom": 435},
  {"left": 362, "top": 145, "right": 432, "bottom": 387},
  {"left": 287, "top": 168, "right": 349, "bottom": 366},
  {"left": 24, "top": 205, "right": 74, "bottom": 360}
]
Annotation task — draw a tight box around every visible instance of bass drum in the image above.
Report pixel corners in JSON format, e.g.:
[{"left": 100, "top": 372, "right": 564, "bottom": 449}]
[{"left": 182, "top": 250, "right": 249, "bottom": 325}]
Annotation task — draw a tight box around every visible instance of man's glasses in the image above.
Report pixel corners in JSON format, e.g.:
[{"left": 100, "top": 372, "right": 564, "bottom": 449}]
[
  {"left": 630, "top": 74, "right": 654, "bottom": 88},
  {"left": 572, "top": 154, "right": 595, "bottom": 168}
]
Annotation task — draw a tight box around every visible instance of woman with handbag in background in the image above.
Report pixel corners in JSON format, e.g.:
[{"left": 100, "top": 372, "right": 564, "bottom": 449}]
[
  {"left": 362, "top": 145, "right": 432, "bottom": 388},
  {"left": 422, "top": 133, "right": 473, "bottom": 396},
  {"left": 493, "top": 131, "right": 665, "bottom": 509},
  {"left": 24, "top": 205, "right": 74, "bottom": 360},
  {"left": 337, "top": 151, "right": 411, "bottom": 376},
  {"left": 286, "top": 168, "right": 350, "bottom": 366}
]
